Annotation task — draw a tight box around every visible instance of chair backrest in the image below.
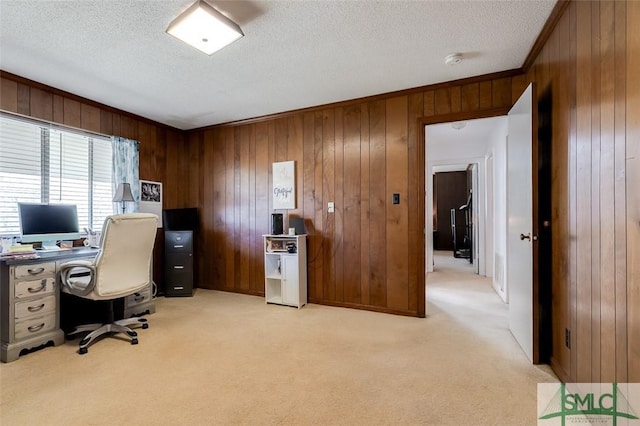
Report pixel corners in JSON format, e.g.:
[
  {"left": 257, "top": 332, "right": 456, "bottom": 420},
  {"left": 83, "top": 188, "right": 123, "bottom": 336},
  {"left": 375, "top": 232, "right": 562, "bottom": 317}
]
[{"left": 93, "top": 213, "right": 158, "bottom": 298}]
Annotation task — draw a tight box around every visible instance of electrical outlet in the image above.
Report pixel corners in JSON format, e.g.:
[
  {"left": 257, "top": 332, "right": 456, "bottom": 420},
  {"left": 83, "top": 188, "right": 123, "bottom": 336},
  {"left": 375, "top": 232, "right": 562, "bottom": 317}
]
[
  {"left": 328, "top": 202, "right": 334, "bottom": 213},
  {"left": 392, "top": 193, "right": 400, "bottom": 204}
]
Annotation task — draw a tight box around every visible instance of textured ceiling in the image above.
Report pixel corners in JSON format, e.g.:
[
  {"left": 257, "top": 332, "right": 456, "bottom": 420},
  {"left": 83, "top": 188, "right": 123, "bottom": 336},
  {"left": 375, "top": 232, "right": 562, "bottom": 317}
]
[{"left": 0, "top": 0, "right": 556, "bottom": 130}]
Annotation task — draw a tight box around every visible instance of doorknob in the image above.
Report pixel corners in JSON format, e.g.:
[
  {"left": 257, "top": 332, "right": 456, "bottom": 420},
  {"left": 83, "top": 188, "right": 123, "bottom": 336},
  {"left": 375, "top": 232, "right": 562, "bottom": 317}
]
[{"left": 520, "top": 233, "right": 531, "bottom": 241}]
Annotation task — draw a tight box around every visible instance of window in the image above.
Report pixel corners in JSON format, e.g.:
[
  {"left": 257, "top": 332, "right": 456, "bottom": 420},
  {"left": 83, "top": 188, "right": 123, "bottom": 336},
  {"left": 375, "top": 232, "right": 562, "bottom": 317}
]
[{"left": 0, "top": 114, "right": 113, "bottom": 237}]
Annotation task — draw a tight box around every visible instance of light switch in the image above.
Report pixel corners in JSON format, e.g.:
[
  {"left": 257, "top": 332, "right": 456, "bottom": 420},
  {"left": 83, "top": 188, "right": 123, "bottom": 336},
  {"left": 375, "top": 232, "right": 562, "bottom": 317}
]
[
  {"left": 328, "top": 202, "right": 335, "bottom": 213},
  {"left": 392, "top": 193, "right": 400, "bottom": 204}
]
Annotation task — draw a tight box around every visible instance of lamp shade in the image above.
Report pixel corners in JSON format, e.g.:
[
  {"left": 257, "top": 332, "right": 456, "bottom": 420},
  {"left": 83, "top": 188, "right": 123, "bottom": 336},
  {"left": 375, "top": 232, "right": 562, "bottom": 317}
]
[
  {"left": 113, "top": 183, "right": 135, "bottom": 203},
  {"left": 166, "top": 0, "right": 244, "bottom": 55}
]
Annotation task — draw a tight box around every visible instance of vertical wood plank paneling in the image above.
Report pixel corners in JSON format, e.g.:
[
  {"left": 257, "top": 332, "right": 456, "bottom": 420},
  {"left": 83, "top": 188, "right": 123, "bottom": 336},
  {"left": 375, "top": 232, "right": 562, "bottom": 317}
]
[
  {"left": 100, "top": 110, "right": 113, "bottom": 135},
  {"left": 423, "top": 90, "right": 435, "bottom": 117},
  {"left": 385, "top": 96, "right": 408, "bottom": 311},
  {"left": 313, "top": 112, "right": 324, "bottom": 300},
  {"left": 589, "top": 1, "right": 602, "bottom": 382},
  {"left": 360, "top": 103, "right": 371, "bottom": 305},
  {"left": 334, "top": 107, "right": 345, "bottom": 302},
  {"left": 574, "top": 0, "right": 592, "bottom": 382},
  {"left": 598, "top": 0, "right": 616, "bottom": 382},
  {"left": 434, "top": 88, "right": 451, "bottom": 115},
  {"left": 211, "top": 129, "right": 226, "bottom": 288},
  {"left": 322, "top": 109, "right": 336, "bottom": 301},
  {"left": 407, "top": 92, "right": 423, "bottom": 312},
  {"left": 613, "top": 0, "right": 628, "bottom": 383},
  {"left": 343, "top": 105, "right": 361, "bottom": 304},
  {"left": 17, "top": 83, "right": 29, "bottom": 115},
  {"left": 511, "top": 74, "right": 528, "bottom": 104},
  {"left": 111, "top": 113, "right": 121, "bottom": 137},
  {"left": 63, "top": 98, "right": 81, "bottom": 128},
  {"left": 248, "top": 125, "right": 257, "bottom": 292},
  {"left": 224, "top": 127, "right": 235, "bottom": 290},
  {"left": 479, "top": 81, "right": 492, "bottom": 110},
  {"left": 0, "top": 78, "right": 18, "bottom": 112},
  {"left": 302, "top": 112, "right": 316, "bottom": 297},
  {"left": 450, "top": 86, "right": 461, "bottom": 113},
  {"left": 461, "top": 83, "right": 479, "bottom": 112},
  {"left": 626, "top": 0, "right": 640, "bottom": 384},
  {"left": 233, "top": 128, "right": 241, "bottom": 291},
  {"left": 120, "top": 116, "right": 137, "bottom": 140},
  {"left": 29, "top": 88, "right": 52, "bottom": 121},
  {"left": 288, "top": 115, "right": 304, "bottom": 220},
  {"left": 239, "top": 126, "right": 251, "bottom": 292},
  {"left": 368, "top": 100, "right": 386, "bottom": 307},
  {"left": 53, "top": 95, "right": 63, "bottom": 124},
  {"left": 80, "top": 104, "right": 100, "bottom": 133},
  {"left": 202, "top": 130, "right": 215, "bottom": 286},
  {"left": 491, "top": 78, "right": 512, "bottom": 108},
  {"left": 255, "top": 122, "right": 270, "bottom": 291}
]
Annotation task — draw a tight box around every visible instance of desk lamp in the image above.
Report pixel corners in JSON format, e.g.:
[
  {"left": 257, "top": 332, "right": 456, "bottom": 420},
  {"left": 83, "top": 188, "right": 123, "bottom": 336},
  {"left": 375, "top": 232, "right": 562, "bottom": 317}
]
[{"left": 113, "top": 183, "right": 135, "bottom": 213}]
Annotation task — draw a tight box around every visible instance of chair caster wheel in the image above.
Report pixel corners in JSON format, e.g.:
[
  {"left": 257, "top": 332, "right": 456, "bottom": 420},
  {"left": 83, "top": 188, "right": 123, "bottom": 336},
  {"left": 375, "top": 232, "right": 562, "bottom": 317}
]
[
  {"left": 79, "top": 347, "right": 88, "bottom": 355},
  {"left": 142, "top": 323, "right": 149, "bottom": 329},
  {"left": 131, "top": 338, "right": 139, "bottom": 345}
]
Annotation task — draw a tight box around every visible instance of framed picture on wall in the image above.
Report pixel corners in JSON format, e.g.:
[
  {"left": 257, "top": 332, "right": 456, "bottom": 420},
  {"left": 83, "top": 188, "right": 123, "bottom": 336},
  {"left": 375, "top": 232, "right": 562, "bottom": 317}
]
[
  {"left": 139, "top": 180, "right": 162, "bottom": 227},
  {"left": 273, "top": 161, "right": 295, "bottom": 210}
]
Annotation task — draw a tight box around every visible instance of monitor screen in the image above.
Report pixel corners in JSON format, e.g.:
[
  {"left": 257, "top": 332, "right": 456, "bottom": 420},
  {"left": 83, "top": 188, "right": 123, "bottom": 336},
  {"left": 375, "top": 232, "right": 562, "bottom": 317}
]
[
  {"left": 163, "top": 208, "right": 199, "bottom": 231},
  {"left": 18, "top": 203, "right": 80, "bottom": 249}
]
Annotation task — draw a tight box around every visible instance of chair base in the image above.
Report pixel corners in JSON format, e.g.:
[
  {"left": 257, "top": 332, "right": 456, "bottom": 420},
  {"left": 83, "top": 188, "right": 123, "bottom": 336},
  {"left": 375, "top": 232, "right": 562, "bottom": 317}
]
[{"left": 67, "top": 317, "right": 149, "bottom": 355}]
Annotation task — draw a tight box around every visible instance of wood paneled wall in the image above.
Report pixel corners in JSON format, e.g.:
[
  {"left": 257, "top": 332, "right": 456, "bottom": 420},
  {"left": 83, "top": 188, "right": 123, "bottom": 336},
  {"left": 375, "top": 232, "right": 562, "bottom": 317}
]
[
  {"left": 0, "top": 72, "right": 187, "bottom": 289},
  {"left": 185, "top": 71, "right": 524, "bottom": 317},
  {"left": 525, "top": 0, "right": 639, "bottom": 383}
]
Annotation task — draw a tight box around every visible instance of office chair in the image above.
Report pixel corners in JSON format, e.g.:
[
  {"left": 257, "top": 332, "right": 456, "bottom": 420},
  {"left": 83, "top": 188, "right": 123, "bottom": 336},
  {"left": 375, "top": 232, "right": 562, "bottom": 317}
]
[{"left": 59, "top": 213, "right": 158, "bottom": 354}]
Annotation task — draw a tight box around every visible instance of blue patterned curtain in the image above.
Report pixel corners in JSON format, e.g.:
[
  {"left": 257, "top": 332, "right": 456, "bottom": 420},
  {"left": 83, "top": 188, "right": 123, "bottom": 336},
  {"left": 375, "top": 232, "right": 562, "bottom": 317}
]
[{"left": 111, "top": 136, "right": 140, "bottom": 214}]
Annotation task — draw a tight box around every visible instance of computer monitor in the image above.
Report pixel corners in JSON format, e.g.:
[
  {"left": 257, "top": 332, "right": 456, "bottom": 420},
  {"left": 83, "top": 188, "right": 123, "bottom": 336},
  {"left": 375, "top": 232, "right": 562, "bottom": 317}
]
[
  {"left": 18, "top": 203, "right": 80, "bottom": 250},
  {"left": 163, "top": 208, "right": 199, "bottom": 231}
]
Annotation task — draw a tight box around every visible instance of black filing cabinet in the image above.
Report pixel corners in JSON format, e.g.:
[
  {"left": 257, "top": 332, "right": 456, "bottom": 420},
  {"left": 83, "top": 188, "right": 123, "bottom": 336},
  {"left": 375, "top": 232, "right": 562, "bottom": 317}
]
[{"left": 164, "top": 231, "right": 194, "bottom": 297}]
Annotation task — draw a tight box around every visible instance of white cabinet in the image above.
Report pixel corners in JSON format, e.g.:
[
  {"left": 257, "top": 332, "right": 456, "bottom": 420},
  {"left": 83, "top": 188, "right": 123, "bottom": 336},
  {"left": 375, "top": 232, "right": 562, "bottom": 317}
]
[{"left": 263, "top": 235, "right": 307, "bottom": 308}]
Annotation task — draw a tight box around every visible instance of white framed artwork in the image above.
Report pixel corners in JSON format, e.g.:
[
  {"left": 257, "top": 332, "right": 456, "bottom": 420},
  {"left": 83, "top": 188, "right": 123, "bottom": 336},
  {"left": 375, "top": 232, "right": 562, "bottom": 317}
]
[
  {"left": 139, "top": 180, "right": 163, "bottom": 227},
  {"left": 273, "top": 161, "right": 295, "bottom": 209}
]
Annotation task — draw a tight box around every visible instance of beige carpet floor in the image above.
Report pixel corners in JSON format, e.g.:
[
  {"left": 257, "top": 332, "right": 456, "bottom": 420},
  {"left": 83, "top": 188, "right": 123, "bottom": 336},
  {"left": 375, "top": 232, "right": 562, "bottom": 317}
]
[{"left": 0, "top": 252, "right": 557, "bottom": 425}]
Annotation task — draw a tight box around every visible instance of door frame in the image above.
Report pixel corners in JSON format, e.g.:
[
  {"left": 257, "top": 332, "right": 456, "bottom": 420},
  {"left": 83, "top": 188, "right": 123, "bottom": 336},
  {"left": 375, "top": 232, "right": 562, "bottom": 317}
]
[{"left": 418, "top": 107, "right": 511, "bottom": 318}]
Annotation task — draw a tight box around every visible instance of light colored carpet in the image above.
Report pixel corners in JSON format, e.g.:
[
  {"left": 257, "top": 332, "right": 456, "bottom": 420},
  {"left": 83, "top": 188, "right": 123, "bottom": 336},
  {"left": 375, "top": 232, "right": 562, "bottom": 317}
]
[{"left": 0, "top": 252, "right": 557, "bottom": 425}]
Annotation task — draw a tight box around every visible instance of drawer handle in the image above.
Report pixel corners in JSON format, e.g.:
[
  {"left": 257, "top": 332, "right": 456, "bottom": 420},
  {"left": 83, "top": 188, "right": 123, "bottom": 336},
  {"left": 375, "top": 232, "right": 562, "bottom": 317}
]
[
  {"left": 27, "top": 267, "right": 45, "bottom": 275},
  {"left": 134, "top": 295, "right": 144, "bottom": 302},
  {"left": 173, "top": 286, "right": 184, "bottom": 290},
  {"left": 28, "top": 323, "right": 45, "bottom": 333},
  {"left": 27, "top": 303, "right": 46, "bottom": 312},
  {"left": 173, "top": 244, "right": 184, "bottom": 248},
  {"left": 28, "top": 280, "right": 47, "bottom": 293},
  {"left": 173, "top": 265, "right": 184, "bottom": 269}
]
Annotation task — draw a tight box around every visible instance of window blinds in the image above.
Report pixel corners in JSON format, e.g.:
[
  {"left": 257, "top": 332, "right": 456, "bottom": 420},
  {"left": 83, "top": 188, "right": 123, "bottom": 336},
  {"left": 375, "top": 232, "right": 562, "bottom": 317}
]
[{"left": 0, "top": 114, "right": 113, "bottom": 236}]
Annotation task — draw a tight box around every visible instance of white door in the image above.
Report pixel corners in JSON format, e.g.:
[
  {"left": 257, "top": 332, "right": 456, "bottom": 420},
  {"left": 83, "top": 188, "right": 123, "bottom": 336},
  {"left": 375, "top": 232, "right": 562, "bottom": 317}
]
[
  {"left": 507, "top": 83, "right": 535, "bottom": 362},
  {"left": 282, "top": 255, "right": 299, "bottom": 306}
]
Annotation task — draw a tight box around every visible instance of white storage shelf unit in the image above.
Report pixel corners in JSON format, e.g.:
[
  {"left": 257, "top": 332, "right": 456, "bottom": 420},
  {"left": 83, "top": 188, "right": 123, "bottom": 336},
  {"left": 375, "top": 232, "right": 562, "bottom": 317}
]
[{"left": 263, "top": 235, "right": 307, "bottom": 308}]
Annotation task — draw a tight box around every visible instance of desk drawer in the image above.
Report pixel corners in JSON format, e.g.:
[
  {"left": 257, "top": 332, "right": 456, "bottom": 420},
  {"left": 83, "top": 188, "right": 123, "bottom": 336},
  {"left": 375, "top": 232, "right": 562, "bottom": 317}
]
[
  {"left": 14, "top": 278, "right": 56, "bottom": 299},
  {"left": 165, "top": 231, "right": 193, "bottom": 253},
  {"left": 14, "top": 313, "right": 56, "bottom": 340},
  {"left": 13, "top": 262, "right": 55, "bottom": 279},
  {"left": 15, "top": 295, "right": 56, "bottom": 319},
  {"left": 125, "top": 286, "right": 152, "bottom": 308}
]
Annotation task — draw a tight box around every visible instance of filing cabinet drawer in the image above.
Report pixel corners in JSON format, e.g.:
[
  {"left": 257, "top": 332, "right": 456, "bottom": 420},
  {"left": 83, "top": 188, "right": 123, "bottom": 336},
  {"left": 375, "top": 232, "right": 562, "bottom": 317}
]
[
  {"left": 14, "top": 278, "right": 56, "bottom": 299},
  {"left": 14, "top": 313, "right": 56, "bottom": 340},
  {"left": 165, "top": 231, "right": 193, "bottom": 253},
  {"left": 13, "top": 262, "right": 55, "bottom": 279},
  {"left": 165, "top": 254, "right": 193, "bottom": 272},
  {"left": 15, "top": 295, "right": 56, "bottom": 319},
  {"left": 125, "top": 286, "right": 152, "bottom": 308}
]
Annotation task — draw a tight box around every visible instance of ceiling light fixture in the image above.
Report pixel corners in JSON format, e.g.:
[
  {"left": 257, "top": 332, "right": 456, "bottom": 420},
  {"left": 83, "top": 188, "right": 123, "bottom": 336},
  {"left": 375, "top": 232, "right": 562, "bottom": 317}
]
[
  {"left": 166, "top": 0, "right": 244, "bottom": 55},
  {"left": 451, "top": 121, "right": 466, "bottom": 130},
  {"left": 444, "top": 53, "right": 463, "bottom": 66}
]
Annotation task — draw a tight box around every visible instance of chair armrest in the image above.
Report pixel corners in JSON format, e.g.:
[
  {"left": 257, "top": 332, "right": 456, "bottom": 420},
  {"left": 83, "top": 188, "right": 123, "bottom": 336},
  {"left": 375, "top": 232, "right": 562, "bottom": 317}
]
[{"left": 59, "top": 260, "right": 97, "bottom": 296}]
